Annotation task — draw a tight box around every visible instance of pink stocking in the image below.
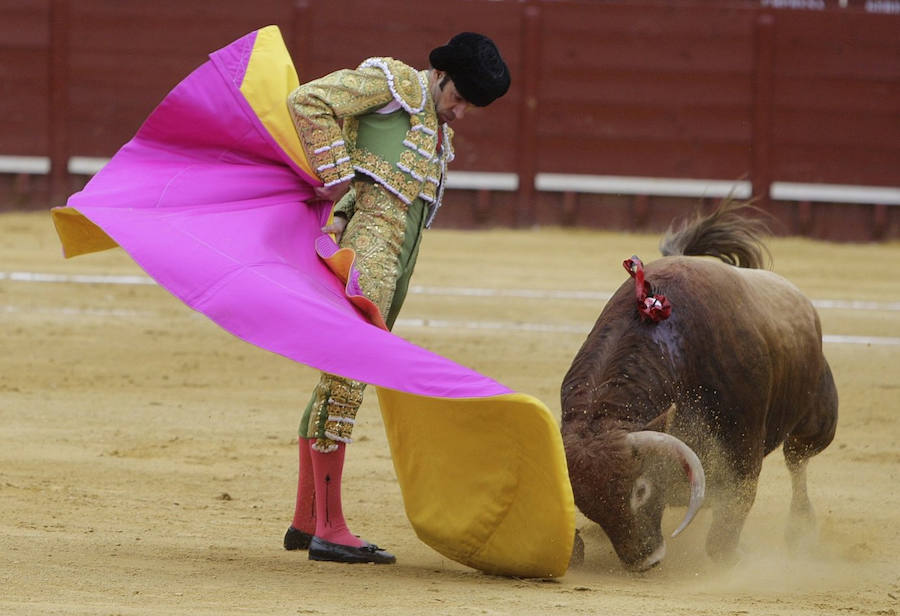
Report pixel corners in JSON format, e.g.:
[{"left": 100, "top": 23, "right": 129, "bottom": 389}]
[
  {"left": 289, "top": 439, "right": 316, "bottom": 534},
  {"left": 310, "top": 442, "right": 364, "bottom": 548}
]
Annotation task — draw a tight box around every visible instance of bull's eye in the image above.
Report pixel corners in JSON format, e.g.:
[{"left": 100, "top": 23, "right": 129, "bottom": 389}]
[{"left": 630, "top": 476, "right": 653, "bottom": 512}]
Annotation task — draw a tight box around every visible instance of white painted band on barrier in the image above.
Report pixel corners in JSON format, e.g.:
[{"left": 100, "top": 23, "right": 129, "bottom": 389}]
[
  {"left": 0, "top": 155, "right": 51, "bottom": 174},
  {"left": 68, "top": 157, "right": 110, "bottom": 175},
  {"left": 535, "top": 174, "right": 753, "bottom": 199},
  {"left": 445, "top": 171, "right": 518, "bottom": 191},
  {"left": 1, "top": 155, "right": 898, "bottom": 205},
  {"left": 770, "top": 182, "right": 900, "bottom": 205}
]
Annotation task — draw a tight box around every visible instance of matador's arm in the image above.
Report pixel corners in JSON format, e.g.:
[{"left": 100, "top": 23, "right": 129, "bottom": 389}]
[{"left": 288, "top": 67, "right": 395, "bottom": 188}]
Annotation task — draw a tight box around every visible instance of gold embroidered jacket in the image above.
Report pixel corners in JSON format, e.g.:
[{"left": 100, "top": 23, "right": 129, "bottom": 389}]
[{"left": 288, "top": 57, "right": 454, "bottom": 227}]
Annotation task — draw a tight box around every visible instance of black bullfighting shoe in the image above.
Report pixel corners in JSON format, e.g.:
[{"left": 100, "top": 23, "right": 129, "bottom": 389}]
[
  {"left": 308, "top": 536, "right": 396, "bottom": 564},
  {"left": 283, "top": 526, "right": 313, "bottom": 551}
]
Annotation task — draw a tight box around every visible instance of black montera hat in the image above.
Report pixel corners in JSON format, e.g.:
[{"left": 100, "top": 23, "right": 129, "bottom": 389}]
[{"left": 429, "top": 32, "right": 510, "bottom": 107}]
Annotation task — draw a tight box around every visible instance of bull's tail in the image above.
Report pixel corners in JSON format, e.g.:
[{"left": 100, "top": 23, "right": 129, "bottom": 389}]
[{"left": 659, "top": 199, "right": 772, "bottom": 269}]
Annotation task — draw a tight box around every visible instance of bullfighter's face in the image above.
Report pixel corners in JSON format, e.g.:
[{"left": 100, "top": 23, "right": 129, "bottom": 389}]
[{"left": 430, "top": 71, "right": 471, "bottom": 125}]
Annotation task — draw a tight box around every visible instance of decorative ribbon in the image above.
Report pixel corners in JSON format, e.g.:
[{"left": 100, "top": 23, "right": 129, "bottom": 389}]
[{"left": 623, "top": 255, "right": 672, "bottom": 323}]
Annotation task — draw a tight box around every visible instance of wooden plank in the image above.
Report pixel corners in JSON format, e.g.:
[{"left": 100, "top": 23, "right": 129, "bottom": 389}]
[
  {"left": 540, "top": 70, "right": 753, "bottom": 106},
  {"left": 768, "top": 11, "right": 900, "bottom": 186},
  {"left": 773, "top": 13, "right": 900, "bottom": 78},
  {"left": 536, "top": 136, "right": 752, "bottom": 178},
  {"left": 0, "top": 0, "right": 50, "bottom": 47},
  {"left": 68, "top": 0, "right": 291, "bottom": 53},
  {"left": 532, "top": 1, "right": 758, "bottom": 181},
  {"left": 775, "top": 77, "right": 900, "bottom": 113},
  {"left": 773, "top": 144, "right": 900, "bottom": 185},
  {"left": 536, "top": 101, "right": 751, "bottom": 141},
  {"left": 0, "top": 1, "right": 50, "bottom": 155}
]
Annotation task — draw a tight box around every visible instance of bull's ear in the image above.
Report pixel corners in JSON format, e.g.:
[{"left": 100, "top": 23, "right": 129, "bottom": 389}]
[{"left": 643, "top": 403, "right": 677, "bottom": 432}]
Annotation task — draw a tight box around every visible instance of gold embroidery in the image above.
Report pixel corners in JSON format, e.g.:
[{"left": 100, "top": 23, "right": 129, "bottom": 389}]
[
  {"left": 307, "top": 373, "right": 366, "bottom": 452},
  {"left": 391, "top": 61, "right": 425, "bottom": 110},
  {"left": 288, "top": 66, "right": 397, "bottom": 184},
  {"left": 296, "top": 61, "right": 459, "bottom": 449},
  {"left": 359, "top": 58, "right": 426, "bottom": 112},
  {"left": 290, "top": 62, "right": 453, "bottom": 218},
  {"left": 354, "top": 149, "right": 418, "bottom": 203},
  {"left": 420, "top": 180, "right": 437, "bottom": 203},
  {"left": 307, "top": 182, "right": 411, "bottom": 452},
  {"left": 342, "top": 182, "right": 408, "bottom": 310}
]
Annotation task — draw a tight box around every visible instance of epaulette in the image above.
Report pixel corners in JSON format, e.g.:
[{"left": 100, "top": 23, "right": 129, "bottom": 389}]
[{"left": 357, "top": 57, "right": 427, "bottom": 115}]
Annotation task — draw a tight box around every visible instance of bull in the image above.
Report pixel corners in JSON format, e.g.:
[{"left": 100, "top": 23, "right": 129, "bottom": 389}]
[{"left": 562, "top": 202, "right": 838, "bottom": 571}]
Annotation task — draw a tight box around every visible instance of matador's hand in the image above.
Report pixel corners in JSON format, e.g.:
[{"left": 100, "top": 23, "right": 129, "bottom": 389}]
[
  {"left": 322, "top": 214, "right": 348, "bottom": 244},
  {"left": 314, "top": 179, "right": 351, "bottom": 204}
]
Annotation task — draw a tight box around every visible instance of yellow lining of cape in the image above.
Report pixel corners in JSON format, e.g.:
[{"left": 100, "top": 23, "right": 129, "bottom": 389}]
[
  {"left": 240, "top": 26, "right": 319, "bottom": 182},
  {"left": 376, "top": 388, "right": 575, "bottom": 577},
  {"left": 51, "top": 207, "right": 117, "bottom": 258}
]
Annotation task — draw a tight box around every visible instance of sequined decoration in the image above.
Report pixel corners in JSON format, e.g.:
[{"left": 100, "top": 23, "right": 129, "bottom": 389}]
[
  {"left": 307, "top": 181, "right": 412, "bottom": 452},
  {"left": 293, "top": 58, "right": 453, "bottom": 452},
  {"left": 307, "top": 373, "right": 366, "bottom": 453},
  {"left": 289, "top": 61, "right": 453, "bottom": 222}
]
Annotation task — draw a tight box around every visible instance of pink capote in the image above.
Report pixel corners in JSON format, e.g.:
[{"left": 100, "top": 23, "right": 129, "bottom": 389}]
[
  {"left": 58, "top": 29, "right": 511, "bottom": 400},
  {"left": 53, "top": 28, "right": 576, "bottom": 578}
]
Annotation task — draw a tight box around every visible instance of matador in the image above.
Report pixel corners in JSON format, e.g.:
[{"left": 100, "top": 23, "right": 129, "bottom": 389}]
[{"left": 283, "top": 32, "right": 510, "bottom": 564}]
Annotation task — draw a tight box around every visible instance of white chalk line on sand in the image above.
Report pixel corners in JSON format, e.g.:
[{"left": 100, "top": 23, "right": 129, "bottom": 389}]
[
  {"left": 395, "top": 317, "right": 900, "bottom": 346},
  {"left": 3, "top": 271, "right": 900, "bottom": 346},
  {"left": 3, "top": 270, "right": 900, "bottom": 312},
  {"left": 0, "top": 271, "right": 155, "bottom": 286},
  {"left": 3, "top": 305, "right": 899, "bottom": 348},
  {"left": 3, "top": 303, "right": 898, "bottom": 346}
]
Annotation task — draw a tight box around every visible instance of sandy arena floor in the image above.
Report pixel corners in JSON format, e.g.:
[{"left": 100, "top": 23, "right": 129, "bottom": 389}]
[{"left": 1, "top": 210, "right": 898, "bottom": 615}]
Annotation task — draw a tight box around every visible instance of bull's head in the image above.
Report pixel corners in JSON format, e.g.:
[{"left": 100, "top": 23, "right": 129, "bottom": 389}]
[{"left": 564, "top": 426, "right": 705, "bottom": 571}]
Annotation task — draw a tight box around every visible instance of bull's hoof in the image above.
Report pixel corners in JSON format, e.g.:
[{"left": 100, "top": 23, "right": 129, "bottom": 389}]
[
  {"left": 785, "top": 508, "right": 818, "bottom": 555},
  {"left": 569, "top": 529, "right": 585, "bottom": 568},
  {"left": 705, "top": 525, "right": 744, "bottom": 567},
  {"left": 706, "top": 541, "right": 742, "bottom": 567}
]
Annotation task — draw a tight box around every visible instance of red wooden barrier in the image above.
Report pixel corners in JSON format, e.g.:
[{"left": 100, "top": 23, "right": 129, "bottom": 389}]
[{"left": 1, "top": 0, "right": 897, "bottom": 240}]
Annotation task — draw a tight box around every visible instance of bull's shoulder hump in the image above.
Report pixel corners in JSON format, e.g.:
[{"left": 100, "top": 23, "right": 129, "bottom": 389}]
[
  {"left": 738, "top": 267, "right": 806, "bottom": 296},
  {"left": 650, "top": 256, "right": 815, "bottom": 311},
  {"left": 650, "top": 256, "right": 791, "bottom": 288},
  {"left": 645, "top": 255, "right": 740, "bottom": 281}
]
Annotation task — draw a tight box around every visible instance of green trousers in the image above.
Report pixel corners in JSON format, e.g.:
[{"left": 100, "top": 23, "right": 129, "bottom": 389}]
[{"left": 299, "top": 179, "right": 426, "bottom": 452}]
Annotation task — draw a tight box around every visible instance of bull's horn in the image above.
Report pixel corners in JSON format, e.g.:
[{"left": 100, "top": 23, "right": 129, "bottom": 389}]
[{"left": 625, "top": 430, "right": 706, "bottom": 538}]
